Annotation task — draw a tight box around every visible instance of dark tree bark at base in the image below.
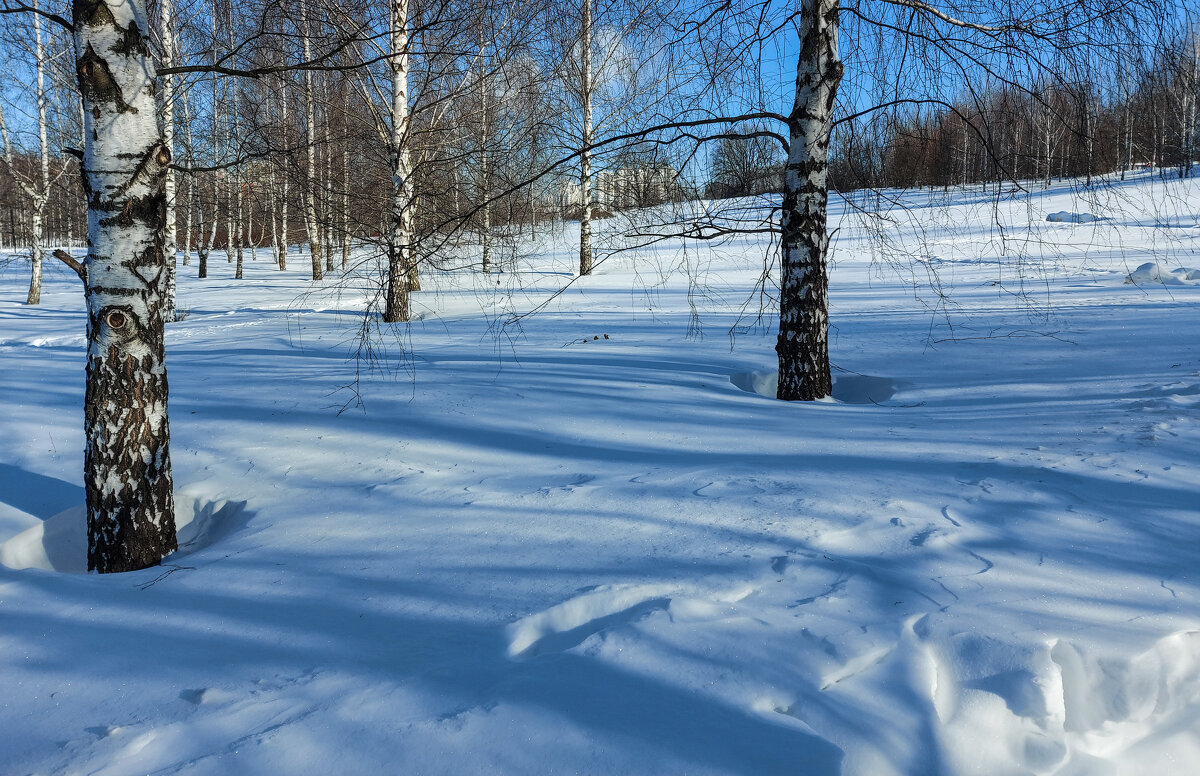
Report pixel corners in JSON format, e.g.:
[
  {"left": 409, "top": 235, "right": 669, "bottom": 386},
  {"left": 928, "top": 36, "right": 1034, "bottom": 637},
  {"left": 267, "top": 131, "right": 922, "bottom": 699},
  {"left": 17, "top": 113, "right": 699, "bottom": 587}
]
[
  {"left": 384, "top": 246, "right": 411, "bottom": 323},
  {"left": 86, "top": 347, "right": 176, "bottom": 572}
]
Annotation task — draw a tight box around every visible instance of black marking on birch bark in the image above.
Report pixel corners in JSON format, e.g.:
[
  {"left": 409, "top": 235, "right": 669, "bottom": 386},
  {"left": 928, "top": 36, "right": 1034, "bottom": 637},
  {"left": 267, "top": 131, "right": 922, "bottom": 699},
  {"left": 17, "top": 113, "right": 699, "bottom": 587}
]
[
  {"left": 90, "top": 285, "right": 142, "bottom": 297},
  {"left": 122, "top": 246, "right": 164, "bottom": 289},
  {"left": 98, "top": 192, "right": 165, "bottom": 229},
  {"left": 112, "top": 19, "right": 151, "bottom": 57},
  {"left": 73, "top": 0, "right": 116, "bottom": 29},
  {"left": 77, "top": 43, "right": 135, "bottom": 114},
  {"left": 95, "top": 145, "right": 169, "bottom": 204}
]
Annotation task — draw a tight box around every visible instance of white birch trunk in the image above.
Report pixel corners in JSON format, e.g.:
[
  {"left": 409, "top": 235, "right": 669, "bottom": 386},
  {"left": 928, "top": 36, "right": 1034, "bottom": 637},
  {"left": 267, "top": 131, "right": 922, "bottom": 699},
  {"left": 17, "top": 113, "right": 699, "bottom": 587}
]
[
  {"left": 0, "top": 3, "right": 53, "bottom": 305},
  {"left": 71, "top": 0, "right": 177, "bottom": 571},
  {"left": 1183, "top": 38, "right": 1199, "bottom": 178},
  {"left": 181, "top": 94, "right": 192, "bottom": 264},
  {"left": 159, "top": 0, "right": 177, "bottom": 318},
  {"left": 776, "top": 0, "right": 842, "bottom": 401},
  {"left": 268, "top": 160, "right": 280, "bottom": 268},
  {"left": 478, "top": 25, "right": 491, "bottom": 274},
  {"left": 302, "top": 11, "right": 322, "bottom": 280},
  {"left": 280, "top": 165, "right": 289, "bottom": 270},
  {"left": 234, "top": 164, "right": 244, "bottom": 278},
  {"left": 578, "top": 0, "right": 593, "bottom": 276},
  {"left": 341, "top": 89, "right": 350, "bottom": 270},
  {"left": 225, "top": 168, "right": 235, "bottom": 263},
  {"left": 28, "top": 5, "right": 50, "bottom": 305},
  {"left": 384, "top": 0, "right": 413, "bottom": 322},
  {"left": 323, "top": 103, "right": 334, "bottom": 272}
]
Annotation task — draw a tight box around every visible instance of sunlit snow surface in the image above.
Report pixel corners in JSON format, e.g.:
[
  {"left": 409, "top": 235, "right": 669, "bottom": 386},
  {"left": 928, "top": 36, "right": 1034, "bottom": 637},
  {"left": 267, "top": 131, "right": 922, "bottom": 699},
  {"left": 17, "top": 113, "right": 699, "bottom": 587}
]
[{"left": 2, "top": 173, "right": 1199, "bottom": 775}]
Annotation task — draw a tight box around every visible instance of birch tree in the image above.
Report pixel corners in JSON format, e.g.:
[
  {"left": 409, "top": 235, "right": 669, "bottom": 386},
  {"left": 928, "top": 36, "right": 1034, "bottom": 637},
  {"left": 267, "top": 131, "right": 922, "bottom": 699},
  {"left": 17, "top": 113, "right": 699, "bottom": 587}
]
[
  {"left": 0, "top": 2, "right": 64, "bottom": 305},
  {"left": 300, "top": 0, "right": 323, "bottom": 280},
  {"left": 675, "top": 0, "right": 1166, "bottom": 401},
  {"left": 578, "top": 0, "right": 593, "bottom": 275},
  {"left": 775, "top": 0, "right": 840, "bottom": 400},
  {"left": 66, "top": 0, "right": 176, "bottom": 572},
  {"left": 547, "top": 0, "right": 667, "bottom": 277},
  {"left": 155, "top": 0, "right": 178, "bottom": 317},
  {"left": 383, "top": 0, "right": 414, "bottom": 322}
]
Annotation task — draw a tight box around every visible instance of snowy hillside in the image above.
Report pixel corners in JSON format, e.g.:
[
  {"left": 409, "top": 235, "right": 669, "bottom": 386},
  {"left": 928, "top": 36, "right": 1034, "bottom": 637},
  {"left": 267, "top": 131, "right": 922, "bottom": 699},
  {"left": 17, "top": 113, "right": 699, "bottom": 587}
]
[{"left": 2, "top": 173, "right": 1199, "bottom": 775}]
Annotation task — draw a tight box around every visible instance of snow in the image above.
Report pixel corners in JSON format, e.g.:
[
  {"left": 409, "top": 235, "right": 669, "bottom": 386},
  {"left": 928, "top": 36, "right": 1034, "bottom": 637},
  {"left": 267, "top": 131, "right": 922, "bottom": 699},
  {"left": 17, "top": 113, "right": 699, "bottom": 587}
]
[
  {"left": 1124, "top": 262, "right": 1200, "bottom": 285},
  {"left": 1046, "top": 211, "right": 1104, "bottom": 223},
  {"left": 2, "top": 173, "right": 1199, "bottom": 775}
]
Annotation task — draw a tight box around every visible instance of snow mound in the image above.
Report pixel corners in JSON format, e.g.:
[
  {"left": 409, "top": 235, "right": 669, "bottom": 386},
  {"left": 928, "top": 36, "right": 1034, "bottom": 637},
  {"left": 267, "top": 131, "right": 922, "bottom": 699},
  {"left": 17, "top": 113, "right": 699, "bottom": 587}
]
[
  {"left": 729, "top": 369, "right": 779, "bottom": 398},
  {"left": 0, "top": 496, "right": 250, "bottom": 573},
  {"left": 730, "top": 369, "right": 904, "bottom": 404},
  {"left": 913, "top": 620, "right": 1200, "bottom": 774},
  {"left": 0, "top": 505, "right": 88, "bottom": 572},
  {"left": 1124, "top": 262, "right": 1195, "bottom": 285},
  {"left": 1046, "top": 211, "right": 1103, "bottom": 223}
]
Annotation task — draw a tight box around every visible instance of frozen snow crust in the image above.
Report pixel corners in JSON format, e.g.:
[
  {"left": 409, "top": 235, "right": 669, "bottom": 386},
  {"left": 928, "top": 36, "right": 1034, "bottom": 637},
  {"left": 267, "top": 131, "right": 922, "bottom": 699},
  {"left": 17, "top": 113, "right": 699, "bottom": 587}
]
[{"left": 1, "top": 172, "right": 1199, "bottom": 775}]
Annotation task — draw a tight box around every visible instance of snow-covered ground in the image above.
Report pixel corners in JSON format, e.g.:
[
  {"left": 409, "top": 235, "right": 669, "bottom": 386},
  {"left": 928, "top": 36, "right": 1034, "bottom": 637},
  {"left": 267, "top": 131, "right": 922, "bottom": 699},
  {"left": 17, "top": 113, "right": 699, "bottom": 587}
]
[{"left": 2, "top": 173, "right": 1199, "bottom": 775}]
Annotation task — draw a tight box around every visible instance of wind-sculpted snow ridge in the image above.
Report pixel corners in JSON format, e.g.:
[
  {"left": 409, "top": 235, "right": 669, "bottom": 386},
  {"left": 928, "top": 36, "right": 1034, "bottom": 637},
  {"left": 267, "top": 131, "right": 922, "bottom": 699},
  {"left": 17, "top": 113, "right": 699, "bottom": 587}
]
[{"left": 0, "top": 173, "right": 1198, "bottom": 774}]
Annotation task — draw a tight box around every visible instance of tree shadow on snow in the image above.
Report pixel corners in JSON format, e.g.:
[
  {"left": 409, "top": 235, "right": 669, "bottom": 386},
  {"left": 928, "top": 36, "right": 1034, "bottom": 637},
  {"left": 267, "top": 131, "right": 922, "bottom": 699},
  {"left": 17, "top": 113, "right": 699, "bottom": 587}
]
[{"left": 0, "top": 463, "right": 84, "bottom": 520}]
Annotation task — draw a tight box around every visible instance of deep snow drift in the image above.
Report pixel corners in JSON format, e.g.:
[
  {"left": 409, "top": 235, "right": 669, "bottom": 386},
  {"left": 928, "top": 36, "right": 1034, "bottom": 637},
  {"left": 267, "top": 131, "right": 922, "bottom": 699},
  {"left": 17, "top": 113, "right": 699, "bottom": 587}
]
[{"left": 1, "top": 172, "right": 1199, "bottom": 776}]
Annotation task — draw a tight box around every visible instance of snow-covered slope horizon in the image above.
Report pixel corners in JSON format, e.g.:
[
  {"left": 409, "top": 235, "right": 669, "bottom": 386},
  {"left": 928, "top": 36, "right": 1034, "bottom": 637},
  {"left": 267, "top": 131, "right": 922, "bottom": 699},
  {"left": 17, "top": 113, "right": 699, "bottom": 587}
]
[{"left": 2, "top": 172, "right": 1198, "bottom": 775}]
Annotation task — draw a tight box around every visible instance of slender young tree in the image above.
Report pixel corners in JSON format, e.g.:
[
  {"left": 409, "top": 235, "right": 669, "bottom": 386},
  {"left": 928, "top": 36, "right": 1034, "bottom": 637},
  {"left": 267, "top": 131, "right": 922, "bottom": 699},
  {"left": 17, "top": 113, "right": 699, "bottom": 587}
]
[
  {"left": 578, "top": 0, "right": 593, "bottom": 275},
  {"left": 383, "top": 0, "right": 414, "bottom": 322},
  {"left": 301, "top": 0, "right": 323, "bottom": 280},
  {"left": 157, "top": 0, "right": 178, "bottom": 318},
  {"left": 0, "top": 1, "right": 60, "bottom": 305},
  {"left": 477, "top": 19, "right": 493, "bottom": 273}
]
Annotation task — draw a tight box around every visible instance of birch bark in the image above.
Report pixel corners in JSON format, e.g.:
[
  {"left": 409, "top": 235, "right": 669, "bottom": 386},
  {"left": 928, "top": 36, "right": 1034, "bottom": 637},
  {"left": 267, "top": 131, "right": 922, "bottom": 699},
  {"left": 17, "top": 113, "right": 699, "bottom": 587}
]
[
  {"left": 71, "top": 0, "right": 177, "bottom": 571},
  {"left": 181, "top": 93, "right": 192, "bottom": 264},
  {"left": 279, "top": 164, "right": 289, "bottom": 269},
  {"left": 383, "top": 0, "right": 413, "bottom": 322},
  {"left": 578, "top": 0, "right": 594, "bottom": 276},
  {"left": 302, "top": 1, "right": 323, "bottom": 280},
  {"left": 322, "top": 101, "right": 334, "bottom": 272},
  {"left": 0, "top": 2, "right": 54, "bottom": 305},
  {"left": 341, "top": 88, "right": 350, "bottom": 269},
  {"left": 776, "top": 0, "right": 841, "bottom": 401},
  {"left": 478, "top": 25, "right": 491, "bottom": 274},
  {"left": 159, "top": 0, "right": 177, "bottom": 318}
]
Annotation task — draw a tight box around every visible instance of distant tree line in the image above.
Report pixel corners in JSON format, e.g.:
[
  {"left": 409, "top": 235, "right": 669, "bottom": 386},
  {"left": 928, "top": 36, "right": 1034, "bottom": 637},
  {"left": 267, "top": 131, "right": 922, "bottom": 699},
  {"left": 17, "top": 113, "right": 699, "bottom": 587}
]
[
  {"left": 697, "top": 26, "right": 1200, "bottom": 200},
  {"left": 829, "top": 30, "right": 1200, "bottom": 192}
]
